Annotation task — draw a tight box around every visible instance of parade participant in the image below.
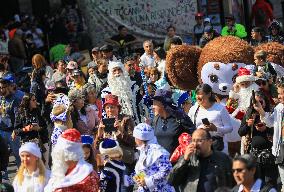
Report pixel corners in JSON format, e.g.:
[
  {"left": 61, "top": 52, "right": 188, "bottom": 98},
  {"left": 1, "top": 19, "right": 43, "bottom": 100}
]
[
  {"left": 125, "top": 123, "right": 175, "bottom": 192},
  {"left": 50, "top": 94, "right": 72, "bottom": 147},
  {"left": 229, "top": 67, "right": 259, "bottom": 120},
  {"left": 44, "top": 129, "right": 99, "bottom": 192},
  {"left": 103, "top": 61, "right": 139, "bottom": 123},
  {"left": 13, "top": 142, "right": 50, "bottom": 192},
  {"left": 221, "top": 14, "right": 247, "bottom": 39},
  {"left": 99, "top": 138, "right": 125, "bottom": 192},
  {"left": 168, "top": 128, "right": 233, "bottom": 191}
]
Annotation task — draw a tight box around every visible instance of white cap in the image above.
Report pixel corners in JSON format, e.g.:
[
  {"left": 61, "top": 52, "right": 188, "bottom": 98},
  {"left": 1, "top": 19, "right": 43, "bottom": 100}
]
[{"left": 19, "top": 142, "right": 41, "bottom": 158}]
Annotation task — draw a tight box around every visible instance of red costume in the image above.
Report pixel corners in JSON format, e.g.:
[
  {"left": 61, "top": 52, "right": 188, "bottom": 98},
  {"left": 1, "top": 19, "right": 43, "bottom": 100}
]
[
  {"left": 44, "top": 129, "right": 99, "bottom": 192},
  {"left": 54, "top": 169, "right": 99, "bottom": 192}
]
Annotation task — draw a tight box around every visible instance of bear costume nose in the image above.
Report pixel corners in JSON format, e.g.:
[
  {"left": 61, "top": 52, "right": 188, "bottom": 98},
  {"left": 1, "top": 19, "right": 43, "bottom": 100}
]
[{"left": 223, "top": 86, "right": 227, "bottom": 90}]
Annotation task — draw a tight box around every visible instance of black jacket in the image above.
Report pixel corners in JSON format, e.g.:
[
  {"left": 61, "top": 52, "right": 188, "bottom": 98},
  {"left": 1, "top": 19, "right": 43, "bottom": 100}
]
[
  {"left": 168, "top": 151, "right": 233, "bottom": 192},
  {"left": 0, "top": 135, "right": 9, "bottom": 172},
  {"left": 15, "top": 108, "right": 48, "bottom": 144}
]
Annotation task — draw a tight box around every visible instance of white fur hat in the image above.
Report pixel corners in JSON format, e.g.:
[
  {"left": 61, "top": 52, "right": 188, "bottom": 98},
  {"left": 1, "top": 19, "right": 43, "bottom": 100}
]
[
  {"left": 55, "top": 129, "right": 84, "bottom": 161},
  {"left": 19, "top": 142, "right": 41, "bottom": 158},
  {"left": 236, "top": 67, "right": 255, "bottom": 83},
  {"left": 99, "top": 139, "right": 123, "bottom": 158},
  {"left": 108, "top": 61, "right": 124, "bottom": 72},
  {"left": 133, "top": 123, "right": 154, "bottom": 141}
]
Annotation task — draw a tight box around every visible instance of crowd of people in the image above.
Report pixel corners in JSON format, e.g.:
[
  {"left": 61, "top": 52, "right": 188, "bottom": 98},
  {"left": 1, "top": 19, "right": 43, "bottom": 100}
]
[{"left": 0, "top": 1, "right": 284, "bottom": 191}]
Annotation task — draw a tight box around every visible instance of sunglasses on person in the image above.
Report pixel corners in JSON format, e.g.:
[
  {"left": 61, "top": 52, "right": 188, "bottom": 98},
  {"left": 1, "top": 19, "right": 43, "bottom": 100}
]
[
  {"left": 256, "top": 80, "right": 267, "bottom": 86},
  {"left": 232, "top": 168, "right": 246, "bottom": 173}
]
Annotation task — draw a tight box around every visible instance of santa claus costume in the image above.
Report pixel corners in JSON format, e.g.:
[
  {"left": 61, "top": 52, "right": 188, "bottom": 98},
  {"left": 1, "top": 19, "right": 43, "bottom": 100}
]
[
  {"left": 228, "top": 67, "right": 259, "bottom": 154},
  {"left": 44, "top": 129, "right": 99, "bottom": 192},
  {"left": 229, "top": 67, "right": 259, "bottom": 120}
]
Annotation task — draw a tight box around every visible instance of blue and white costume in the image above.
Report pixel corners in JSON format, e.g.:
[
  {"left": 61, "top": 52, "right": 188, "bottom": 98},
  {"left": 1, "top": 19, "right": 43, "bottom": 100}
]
[{"left": 126, "top": 123, "right": 175, "bottom": 192}]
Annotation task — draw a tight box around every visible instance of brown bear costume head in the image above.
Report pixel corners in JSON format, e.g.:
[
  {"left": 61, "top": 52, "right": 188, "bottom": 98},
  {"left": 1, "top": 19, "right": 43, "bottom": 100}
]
[{"left": 166, "top": 36, "right": 254, "bottom": 93}]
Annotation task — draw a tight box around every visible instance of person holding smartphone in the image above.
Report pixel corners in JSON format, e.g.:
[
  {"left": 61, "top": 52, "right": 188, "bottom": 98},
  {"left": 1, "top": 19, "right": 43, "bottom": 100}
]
[
  {"left": 96, "top": 94, "right": 136, "bottom": 192},
  {"left": 188, "top": 84, "right": 233, "bottom": 152},
  {"left": 239, "top": 91, "right": 273, "bottom": 153},
  {"left": 238, "top": 90, "right": 277, "bottom": 187}
]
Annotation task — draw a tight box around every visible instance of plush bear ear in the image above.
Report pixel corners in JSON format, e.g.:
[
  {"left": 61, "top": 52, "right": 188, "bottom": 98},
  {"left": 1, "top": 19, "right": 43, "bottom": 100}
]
[
  {"left": 254, "top": 42, "right": 284, "bottom": 66},
  {"left": 197, "top": 36, "right": 254, "bottom": 79},
  {"left": 166, "top": 45, "right": 201, "bottom": 90}
]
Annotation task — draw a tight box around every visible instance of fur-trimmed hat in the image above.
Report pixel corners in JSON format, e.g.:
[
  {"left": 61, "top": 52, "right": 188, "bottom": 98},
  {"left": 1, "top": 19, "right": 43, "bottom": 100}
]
[
  {"left": 133, "top": 123, "right": 155, "bottom": 141},
  {"left": 19, "top": 142, "right": 41, "bottom": 158},
  {"left": 108, "top": 61, "right": 124, "bottom": 73},
  {"left": 236, "top": 67, "right": 255, "bottom": 83},
  {"left": 99, "top": 139, "right": 123, "bottom": 158},
  {"left": 55, "top": 129, "right": 84, "bottom": 161}
]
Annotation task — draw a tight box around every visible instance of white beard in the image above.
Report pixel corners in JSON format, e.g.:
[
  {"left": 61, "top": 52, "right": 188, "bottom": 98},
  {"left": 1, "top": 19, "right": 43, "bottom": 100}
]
[
  {"left": 238, "top": 83, "right": 259, "bottom": 110},
  {"left": 108, "top": 74, "right": 137, "bottom": 117},
  {"left": 46, "top": 147, "right": 69, "bottom": 191}
]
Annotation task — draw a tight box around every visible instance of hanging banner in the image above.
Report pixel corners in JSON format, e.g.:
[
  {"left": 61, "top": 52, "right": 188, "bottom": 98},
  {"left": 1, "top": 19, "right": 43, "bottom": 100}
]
[{"left": 79, "top": 0, "right": 198, "bottom": 46}]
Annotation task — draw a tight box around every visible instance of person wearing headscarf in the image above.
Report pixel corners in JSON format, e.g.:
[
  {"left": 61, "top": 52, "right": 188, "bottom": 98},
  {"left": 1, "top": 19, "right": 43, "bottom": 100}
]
[{"left": 125, "top": 123, "right": 175, "bottom": 191}]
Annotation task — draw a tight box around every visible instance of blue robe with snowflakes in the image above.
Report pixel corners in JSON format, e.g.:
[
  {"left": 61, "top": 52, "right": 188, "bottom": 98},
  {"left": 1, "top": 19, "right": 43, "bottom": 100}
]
[{"left": 126, "top": 140, "right": 175, "bottom": 192}]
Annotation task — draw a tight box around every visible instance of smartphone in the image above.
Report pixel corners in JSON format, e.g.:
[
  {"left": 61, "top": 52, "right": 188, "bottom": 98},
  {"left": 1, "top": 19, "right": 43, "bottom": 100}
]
[
  {"left": 252, "top": 90, "right": 256, "bottom": 105},
  {"left": 202, "top": 118, "right": 210, "bottom": 126},
  {"left": 102, "top": 118, "right": 116, "bottom": 133}
]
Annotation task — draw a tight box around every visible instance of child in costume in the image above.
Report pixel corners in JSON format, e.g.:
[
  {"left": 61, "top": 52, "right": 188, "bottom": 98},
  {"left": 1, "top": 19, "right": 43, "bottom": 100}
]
[
  {"left": 99, "top": 138, "right": 126, "bottom": 192},
  {"left": 125, "top": 123, "right": 175, "bottom": 192}
]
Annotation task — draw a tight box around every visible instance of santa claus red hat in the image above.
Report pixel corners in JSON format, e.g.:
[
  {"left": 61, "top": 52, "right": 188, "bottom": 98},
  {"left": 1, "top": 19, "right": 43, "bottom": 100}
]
[
  {"left": 236, "top": 67, "right": 255, "bottom": 83},
  {"left": 55, "top": 128, "right": 84, "bottom": 161}
]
